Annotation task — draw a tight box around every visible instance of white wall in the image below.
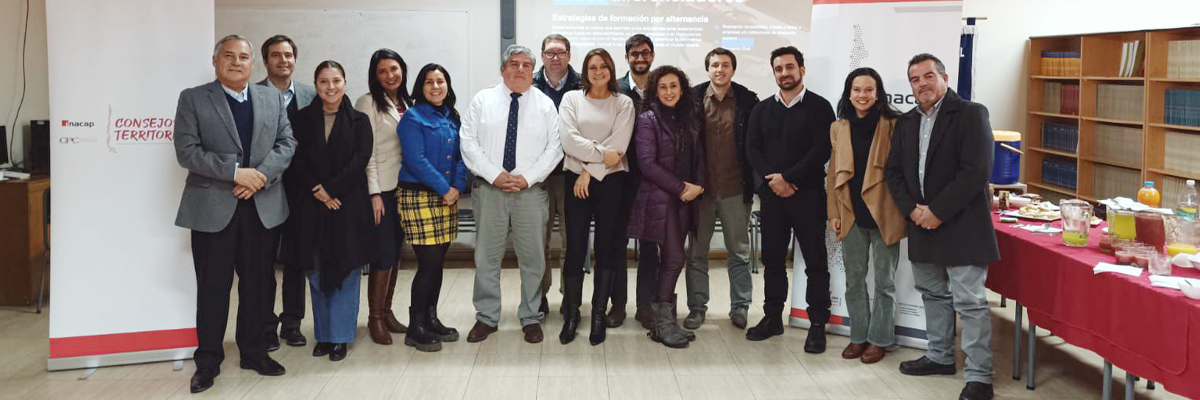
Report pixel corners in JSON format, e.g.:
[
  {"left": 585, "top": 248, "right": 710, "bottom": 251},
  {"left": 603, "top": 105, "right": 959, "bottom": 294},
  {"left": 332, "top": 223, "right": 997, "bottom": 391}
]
[
  {"left": 0, "top": 0, "right": 49, "bottom": 168},
  {"left": 7, "top": 0, "right": 1200, "bottom": 168},
  {"left": 961, "top": 0, "right": 1200, "bottom": 133}
]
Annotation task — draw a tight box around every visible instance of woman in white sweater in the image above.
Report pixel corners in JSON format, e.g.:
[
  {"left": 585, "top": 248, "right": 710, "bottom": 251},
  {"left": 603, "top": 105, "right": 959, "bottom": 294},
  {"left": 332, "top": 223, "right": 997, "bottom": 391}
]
[
  {"left": 557, "top": 48, "right": 636, "bottom": 345},
  {"left": 353, "top": 48, "right": 413, "bottom": 345}
]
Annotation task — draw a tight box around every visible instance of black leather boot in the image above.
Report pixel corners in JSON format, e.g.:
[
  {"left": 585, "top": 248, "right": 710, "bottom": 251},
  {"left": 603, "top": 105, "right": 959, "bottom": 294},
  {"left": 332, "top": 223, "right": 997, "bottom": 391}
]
[
  {"left": 404, "top": 307, "right": 442, "bottom": 352},
  {"left": 559, "top": 274, "right": 584, "bottom": 344},
  {"left": 589, "top": 269, "right": 613, "bottom": 345},
  {"left": 427, "top": 305, "right": 459, "bottom": 342}
]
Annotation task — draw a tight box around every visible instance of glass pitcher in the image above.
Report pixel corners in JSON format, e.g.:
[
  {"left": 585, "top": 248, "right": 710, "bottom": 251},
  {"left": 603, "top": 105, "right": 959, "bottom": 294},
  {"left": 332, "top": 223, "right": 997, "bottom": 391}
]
[{"left": 1060, "top": 200, "right": 1093, "bottom": 247}]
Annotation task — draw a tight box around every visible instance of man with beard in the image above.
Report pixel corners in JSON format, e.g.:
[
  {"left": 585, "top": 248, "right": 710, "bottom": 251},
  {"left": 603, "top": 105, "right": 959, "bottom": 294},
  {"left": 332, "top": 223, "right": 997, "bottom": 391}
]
[
  {"left": 609, "top": 33, "right": 656, "bottom": 329},
  {"left": 743, "top": 46, "right": 835, "bottom": 353},
  {"left": 256, "top": 34, "right": 316, "bottom": 351}
]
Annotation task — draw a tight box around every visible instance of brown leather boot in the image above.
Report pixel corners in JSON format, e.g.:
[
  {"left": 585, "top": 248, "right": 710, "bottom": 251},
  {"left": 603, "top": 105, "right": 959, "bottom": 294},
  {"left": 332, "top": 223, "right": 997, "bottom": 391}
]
[
  {"left": 367, "top": 269, "right": 393, "bottom": 345},
  {"left": 383, "top": 267, "right": 407, "bottom": 333}
]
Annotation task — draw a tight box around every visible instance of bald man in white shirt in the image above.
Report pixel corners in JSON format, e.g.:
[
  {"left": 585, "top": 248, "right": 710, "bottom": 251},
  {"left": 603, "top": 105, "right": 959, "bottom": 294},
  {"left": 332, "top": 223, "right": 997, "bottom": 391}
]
[{"left": 461, "top": 45, "right": 564, "bottom": 344}]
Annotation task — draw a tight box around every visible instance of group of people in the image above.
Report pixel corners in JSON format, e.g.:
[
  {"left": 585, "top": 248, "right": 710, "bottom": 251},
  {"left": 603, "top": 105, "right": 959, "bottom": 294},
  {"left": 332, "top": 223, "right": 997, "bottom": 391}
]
[{"left": 174, "top": 31, "right": 1000, "bottom": 400}]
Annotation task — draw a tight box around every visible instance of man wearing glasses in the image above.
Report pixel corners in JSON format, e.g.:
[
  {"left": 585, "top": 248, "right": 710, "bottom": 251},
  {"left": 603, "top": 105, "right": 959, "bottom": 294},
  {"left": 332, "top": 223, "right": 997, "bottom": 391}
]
[
  {"left": 531, "top": 34, "right": 582, "bottom": 320},
  {"left": 608, "top": 33, "right": 657, "bottom": 329}
]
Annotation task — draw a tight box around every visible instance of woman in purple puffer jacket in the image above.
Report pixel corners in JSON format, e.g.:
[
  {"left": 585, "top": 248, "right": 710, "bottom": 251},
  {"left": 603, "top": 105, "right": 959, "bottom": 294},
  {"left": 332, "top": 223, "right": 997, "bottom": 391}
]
[{"left": 625, "top": 65, "right": 706, "bottom": 349}]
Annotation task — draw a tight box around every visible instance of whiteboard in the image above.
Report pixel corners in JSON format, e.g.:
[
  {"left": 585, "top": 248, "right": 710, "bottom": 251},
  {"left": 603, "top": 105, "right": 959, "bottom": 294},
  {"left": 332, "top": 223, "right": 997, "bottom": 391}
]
[{"left": 215, "top": 8, "right": 471, "bottom": 110}]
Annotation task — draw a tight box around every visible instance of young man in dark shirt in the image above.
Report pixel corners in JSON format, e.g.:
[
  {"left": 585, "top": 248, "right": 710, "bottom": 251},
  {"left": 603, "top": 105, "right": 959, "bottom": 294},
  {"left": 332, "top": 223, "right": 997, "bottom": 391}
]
[{"left": 743, "top": 46, "right": 835, "bottom": 353}]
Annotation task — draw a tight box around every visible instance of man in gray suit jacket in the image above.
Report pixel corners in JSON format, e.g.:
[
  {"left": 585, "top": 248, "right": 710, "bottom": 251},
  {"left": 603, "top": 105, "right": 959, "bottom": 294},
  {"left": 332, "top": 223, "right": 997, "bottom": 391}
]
[
  {"left": 255, "top": 34, "right": 316, "bottom": 351},
  {"left": 175, "top": 34, "right": 296, "bottom": 394}
]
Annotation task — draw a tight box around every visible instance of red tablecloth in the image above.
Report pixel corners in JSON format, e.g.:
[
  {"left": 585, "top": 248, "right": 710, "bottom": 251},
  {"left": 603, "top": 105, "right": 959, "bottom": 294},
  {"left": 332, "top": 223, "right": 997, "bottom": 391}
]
[{"left": 987, "top": 214, "right": 1200, "bottom": 398}]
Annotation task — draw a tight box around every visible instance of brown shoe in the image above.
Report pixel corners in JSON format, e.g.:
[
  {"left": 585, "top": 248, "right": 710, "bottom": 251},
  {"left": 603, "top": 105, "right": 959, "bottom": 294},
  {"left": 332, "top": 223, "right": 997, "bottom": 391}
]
[
  {"left": 367, "top": 269, "right": 393, "bottom": 345},
  {"left": 383, "top": 267, "right": 407, "bottom": 333},
  {"left": 522, "top": 324, "right": 544, "bottom": 343},
  {"left": 466, "top": 321, "right": 498, "bottom": 343},
  {"left": 841, "top": 342, "right": 867, "bottom": 359},
  {"left": 606, "top": 307, "right": 626, "bottom": 328},
  {"left": 634, "top": 307, "right": 654, "bottom": 330},
  {"left": 861, "top": 344, "right": 886, "bottom": 364}
]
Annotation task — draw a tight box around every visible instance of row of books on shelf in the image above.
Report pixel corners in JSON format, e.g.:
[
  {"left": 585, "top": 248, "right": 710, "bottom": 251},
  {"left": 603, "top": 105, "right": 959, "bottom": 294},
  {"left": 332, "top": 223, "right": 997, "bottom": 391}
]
[
  {"left": 1040, "top": 51, "right": 1081, "bottom": 76},
  {"left": 1042, "top": 82, "right": 1080, "bottom": 115},
  {"left": 1041, "top": 122, "right": 1078, "bottom": 153},
  {"left": 1118, "top": 40, "right": 1145, "bottom": 78},
  {"left": 1096, "top": 84, "right": 1144, "bottom": 121},
  {"left": 1167, "top": 39, "right": 1200, "bottom": 79},
  {"left": 1094, "top": 123, "right": 1143, "bottom": 166},
  {"left": 1093, "top": 164, "right": 1141, "bottom": 200},
  {"left": 1165, "top": 89, "right": 1200, "bottom": 127},
  {"left": 1042, "top": 158, "right": 1078, "bottom": 190},
  {"left": 1164, "top": 130, "right": 1200, "bottom": 172}
]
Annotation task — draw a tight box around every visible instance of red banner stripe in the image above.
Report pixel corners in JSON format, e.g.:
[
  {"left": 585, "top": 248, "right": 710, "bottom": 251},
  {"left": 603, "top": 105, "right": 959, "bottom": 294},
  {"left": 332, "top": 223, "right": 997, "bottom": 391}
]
[
  {"left": 789, "top": 308, "right": 846, "bottom": 325},
  {"left": 814, "top": 0, "right": 960, "bottom": 4},
  {"left": 49, "top": 328, "right": 197, "bottom": 358}
]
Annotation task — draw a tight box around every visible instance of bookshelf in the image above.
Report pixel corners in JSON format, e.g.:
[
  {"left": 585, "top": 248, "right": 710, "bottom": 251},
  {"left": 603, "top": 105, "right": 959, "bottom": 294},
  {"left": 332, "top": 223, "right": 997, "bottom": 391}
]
[{"left": 1024, "top": 27, "right": 1200, "bottom": 204}]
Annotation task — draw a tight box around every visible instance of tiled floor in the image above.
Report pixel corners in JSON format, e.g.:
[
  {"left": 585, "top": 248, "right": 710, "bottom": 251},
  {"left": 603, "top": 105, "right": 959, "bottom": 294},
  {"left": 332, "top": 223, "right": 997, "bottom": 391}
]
[{"left": 0, "top": 263, "right": 1190, "bottom": 400}]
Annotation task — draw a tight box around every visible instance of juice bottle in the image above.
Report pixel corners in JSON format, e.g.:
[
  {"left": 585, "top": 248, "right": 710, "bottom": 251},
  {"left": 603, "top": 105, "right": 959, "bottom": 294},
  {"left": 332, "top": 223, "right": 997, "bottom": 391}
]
[
  {"left": 1138, "top": 181, "right": 1161, "bottom": 208},
  {"left": 1176, "top": 179, "right": 1198, "bottom": 220}
]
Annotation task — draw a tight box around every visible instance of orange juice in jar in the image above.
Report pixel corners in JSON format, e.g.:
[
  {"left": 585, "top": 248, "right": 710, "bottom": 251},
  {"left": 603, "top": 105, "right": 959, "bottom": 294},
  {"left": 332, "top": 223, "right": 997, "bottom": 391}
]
[{"left": 1138, "top": 181, "right": 1161, "bottom": 208}]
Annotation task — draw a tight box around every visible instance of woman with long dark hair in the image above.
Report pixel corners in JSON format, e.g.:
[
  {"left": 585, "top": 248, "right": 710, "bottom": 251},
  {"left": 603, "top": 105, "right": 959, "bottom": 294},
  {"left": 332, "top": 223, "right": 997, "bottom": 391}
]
[
  {"left": 394, "top": 63, "right": 467, "bottom": 352},
  {"left": 353, "top": 49, "right": 414, "bottom": 345},
  {"left": 625, "top": 65, "right": 705, "bottom": 348},
  {"left": 283, "top": 60, "right": 374, "bottom": 361},
  {"left": 557, "top": 48, "right": 636, "bottom": 345},
  {"left": 827, "top": 67, "right": 905, "bottom": 363}
]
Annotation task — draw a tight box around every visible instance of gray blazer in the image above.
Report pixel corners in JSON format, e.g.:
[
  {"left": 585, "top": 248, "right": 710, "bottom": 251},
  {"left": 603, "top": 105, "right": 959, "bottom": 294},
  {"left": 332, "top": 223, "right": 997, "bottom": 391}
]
[
  {"left": 174, "top": 80, "right": 297, "bottom": 233},
  {"left": 256, "top": 78, "right": 317, "bottom": 110}
]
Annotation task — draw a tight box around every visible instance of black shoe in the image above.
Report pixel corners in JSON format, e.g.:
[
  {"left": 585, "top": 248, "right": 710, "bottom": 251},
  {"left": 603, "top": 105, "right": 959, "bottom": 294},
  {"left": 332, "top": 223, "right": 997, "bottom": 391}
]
[
  {"left": 189, "top": 366, "right": 219, "bottom": 393},
  {"left": 328, "top": 344, "right": 348, "bottom": 362},
  {"left": 588, "top": 311, "right": 607, "bottom": 345},
  {"left": 427, "top": 306, "right": 460, "bottom": 342},
  {"left": 804, "top": 324, "right": 827, "bottom": 354},
  {"left": 239, "top": 356, "right": 286, "bottom": 376},
  {"left": 281, "top": 327, "right": 307, "bottom": 347},
  {"left": 263, "top": 331, "right": 281, "bottom": 352},
  {"left": 405, "top": 308, "right": 443, "bottom": 352},
  {"left": 559, "top": 309, "right": 580, "bottom": 344},
  {"left": 312, "top": 342, "right": 333, "bottom": 357},
  {"left": 745, "top": 316, "right": 784, "bottom": 341},
  {"left": 899, "top": 356, "right": 957, "bottom": 376},
  {"left": 959, "top": 382, "right": 994, "bottom": 400}
]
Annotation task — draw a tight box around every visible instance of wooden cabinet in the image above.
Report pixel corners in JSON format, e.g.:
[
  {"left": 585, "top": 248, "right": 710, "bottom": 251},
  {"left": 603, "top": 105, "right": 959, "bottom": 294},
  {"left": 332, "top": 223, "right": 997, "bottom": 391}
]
[
  {"left": 0, "top": 176, "right": 50, "bottom": 306},
  {"left": 1025, "top": 27, "right": 1200, "bottom": 204}
]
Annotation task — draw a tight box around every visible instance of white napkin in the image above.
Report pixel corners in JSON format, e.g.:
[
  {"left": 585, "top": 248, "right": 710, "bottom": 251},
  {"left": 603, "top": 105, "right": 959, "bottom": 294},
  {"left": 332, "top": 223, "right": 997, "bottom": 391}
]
[
  {"left": 1094, "top": 262, "right": 1144, "bottom": 277},
  {"left": 1149, "top": 275, "right": 1200, "bottom": 290},
  {"left": 1017, "top": 225, "right": 1063, "bottom": 234}
]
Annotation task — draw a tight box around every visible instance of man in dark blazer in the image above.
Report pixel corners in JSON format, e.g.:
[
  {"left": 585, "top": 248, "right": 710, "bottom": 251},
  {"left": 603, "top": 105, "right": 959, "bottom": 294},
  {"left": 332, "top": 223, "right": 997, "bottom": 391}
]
[
  {"left": 174, "top": 34, "right": 296, "bottom": 394},
  {"left": 255, "top": 34, "right": 316, "bottom": 351},
  {"left": 611, "top": 33, "right": 656, "bottom": 329},
  {"left": 884, "top": 53, "right": 999, "bottom": 400}
]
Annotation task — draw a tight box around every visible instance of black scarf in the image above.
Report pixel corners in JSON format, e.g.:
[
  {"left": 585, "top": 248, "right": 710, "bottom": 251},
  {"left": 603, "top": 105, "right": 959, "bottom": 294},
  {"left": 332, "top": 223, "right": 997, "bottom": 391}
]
[{"left": 310, "top": 95, "right": 359, "bottom": 291}]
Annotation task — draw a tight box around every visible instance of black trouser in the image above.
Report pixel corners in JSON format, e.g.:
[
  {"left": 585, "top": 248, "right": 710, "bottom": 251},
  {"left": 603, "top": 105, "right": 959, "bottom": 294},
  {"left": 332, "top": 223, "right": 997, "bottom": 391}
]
[
  {"left": 610, "top": 176, "right": 658, "bottom": 311},
  {"left": 191, "top": 201, "right": 275, "bottom": 368},
  {"left": 265, "top": 262, "right": 305, "bottom": 333},
  {"left": 411, "top": 243, "right": 450, "bottom": 312},
  {"left": 758, "top": 189, "right": 830, "bottom": 324},
  {"left": 563, "top": 172, "right": 628, "bottom": 309}
]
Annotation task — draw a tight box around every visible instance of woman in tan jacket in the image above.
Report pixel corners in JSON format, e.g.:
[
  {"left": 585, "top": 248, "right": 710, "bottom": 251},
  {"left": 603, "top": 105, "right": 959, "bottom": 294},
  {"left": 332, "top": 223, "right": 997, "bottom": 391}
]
[
  {"left": 826, "top": 67, "right": 906, "bottom": 364},
  {"left": 354, "top": 49, "right": 413, "bottom": 345}
]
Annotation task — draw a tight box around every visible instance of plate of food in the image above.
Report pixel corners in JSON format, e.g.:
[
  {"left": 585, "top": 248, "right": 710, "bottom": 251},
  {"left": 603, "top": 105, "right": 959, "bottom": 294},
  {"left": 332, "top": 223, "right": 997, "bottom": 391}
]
[{"left": 1008, "top": 203, "right": 1062, "bottom": 221}]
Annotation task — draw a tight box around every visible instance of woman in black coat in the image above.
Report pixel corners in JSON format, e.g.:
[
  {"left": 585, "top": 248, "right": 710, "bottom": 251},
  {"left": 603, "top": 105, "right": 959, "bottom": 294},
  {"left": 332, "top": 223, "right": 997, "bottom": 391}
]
[{"left": 282, "top": 60, "right": 373, "bottom": 362}]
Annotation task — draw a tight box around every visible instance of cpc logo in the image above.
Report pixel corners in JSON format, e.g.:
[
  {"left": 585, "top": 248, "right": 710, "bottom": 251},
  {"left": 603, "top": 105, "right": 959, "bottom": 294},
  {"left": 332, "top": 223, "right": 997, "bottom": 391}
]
[
  {"left": 59, "top": 136, "right": 98, "bottom": 144},
  {"left": 61, "top": 120, "right": 96, "bottom": 128}
]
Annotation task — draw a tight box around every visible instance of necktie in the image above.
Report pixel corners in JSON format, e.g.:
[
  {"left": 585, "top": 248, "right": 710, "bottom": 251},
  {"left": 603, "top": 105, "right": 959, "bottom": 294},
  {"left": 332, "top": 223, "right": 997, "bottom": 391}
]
[{"left": 503, "top": 92, "right": 521, "bottom": 172}]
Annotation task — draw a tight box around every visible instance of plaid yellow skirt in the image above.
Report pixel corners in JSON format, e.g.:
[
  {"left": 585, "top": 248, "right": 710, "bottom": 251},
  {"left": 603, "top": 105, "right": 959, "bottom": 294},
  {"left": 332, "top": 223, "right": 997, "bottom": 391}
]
[{"left": 397, "top": 187, "right": 459, "bottom": 245}]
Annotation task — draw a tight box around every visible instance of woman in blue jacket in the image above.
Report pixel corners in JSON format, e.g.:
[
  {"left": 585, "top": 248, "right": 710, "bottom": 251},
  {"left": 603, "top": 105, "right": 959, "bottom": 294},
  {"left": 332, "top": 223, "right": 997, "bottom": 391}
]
[{"left": 395, "top": 63, "right": 468, "bottom": 352}]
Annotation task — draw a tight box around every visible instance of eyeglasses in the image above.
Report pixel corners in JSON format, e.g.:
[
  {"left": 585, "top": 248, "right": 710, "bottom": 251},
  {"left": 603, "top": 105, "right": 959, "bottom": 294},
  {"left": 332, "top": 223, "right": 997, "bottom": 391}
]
[
  {"left": 629, "top": 50, "right": 654, "bottom": 60},
  {"left": 543, "top": 51, "right": 569, "bottom": 60}
]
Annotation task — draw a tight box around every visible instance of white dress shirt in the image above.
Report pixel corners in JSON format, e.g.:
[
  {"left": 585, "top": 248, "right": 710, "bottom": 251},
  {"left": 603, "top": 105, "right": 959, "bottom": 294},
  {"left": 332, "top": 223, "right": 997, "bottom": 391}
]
[
  {"left": 773, "top": 86, "right": 807, "bottom": 109},
  {"left": 460, "top": 83, "right": 563, "bottom": 186}
]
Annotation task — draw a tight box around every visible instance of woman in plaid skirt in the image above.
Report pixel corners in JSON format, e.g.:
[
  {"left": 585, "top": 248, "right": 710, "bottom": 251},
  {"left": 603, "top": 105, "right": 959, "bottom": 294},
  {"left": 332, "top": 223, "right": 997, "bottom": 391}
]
[{"left": 394, "top": 63, "right": 468, "bottom": 352}]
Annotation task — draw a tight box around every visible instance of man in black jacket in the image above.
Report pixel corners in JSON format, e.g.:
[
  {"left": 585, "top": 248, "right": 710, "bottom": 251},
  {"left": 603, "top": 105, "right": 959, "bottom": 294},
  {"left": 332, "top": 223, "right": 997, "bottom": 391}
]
[
  {"left": 684, "top": 47, "right": 757, "bottom": 330},
  {"left": 744, "top": 46, "right": 835, "bottom": 353},
  {"left": 531, "top": 34, "right": 583, "bottom": 319},
  {"left": 609, "top": 33, "right": 656, "bottom": 329},
  {"left": 884, "top": 53, "right": 998, "bottom": 400}
]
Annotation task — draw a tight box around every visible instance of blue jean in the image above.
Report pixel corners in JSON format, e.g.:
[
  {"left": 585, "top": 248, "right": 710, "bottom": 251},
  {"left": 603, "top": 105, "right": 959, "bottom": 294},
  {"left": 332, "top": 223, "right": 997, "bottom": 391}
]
[{"left": 307, "top": 265, "right": 363, "bottom": 344}]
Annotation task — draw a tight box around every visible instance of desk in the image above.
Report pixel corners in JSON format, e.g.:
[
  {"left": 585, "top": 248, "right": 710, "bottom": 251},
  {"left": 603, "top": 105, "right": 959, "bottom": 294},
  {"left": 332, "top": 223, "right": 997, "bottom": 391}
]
[
  {"left": 987, "top": 214, "right": 1200, "bottom": 399},
  {"left": 0, "top": 175, "right": 50, "bottom": 306}
]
